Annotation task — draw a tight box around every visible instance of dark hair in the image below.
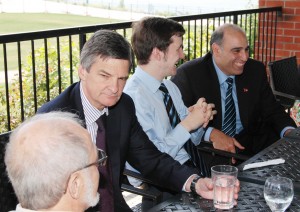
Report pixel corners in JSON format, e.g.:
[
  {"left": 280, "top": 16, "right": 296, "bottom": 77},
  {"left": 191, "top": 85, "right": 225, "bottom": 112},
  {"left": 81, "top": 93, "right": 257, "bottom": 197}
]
[
  {"left": 80, "top": 29, "right": 133, "bottom": 72},
  {"left": 131, "top": 17, "right": 185, "bottom": 65}
]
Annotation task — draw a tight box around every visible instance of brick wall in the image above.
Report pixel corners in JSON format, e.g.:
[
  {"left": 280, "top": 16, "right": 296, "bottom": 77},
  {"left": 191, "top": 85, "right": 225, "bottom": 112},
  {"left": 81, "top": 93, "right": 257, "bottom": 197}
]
[{"left": 260, "top": 0, "right": 300, "bottom": 65}]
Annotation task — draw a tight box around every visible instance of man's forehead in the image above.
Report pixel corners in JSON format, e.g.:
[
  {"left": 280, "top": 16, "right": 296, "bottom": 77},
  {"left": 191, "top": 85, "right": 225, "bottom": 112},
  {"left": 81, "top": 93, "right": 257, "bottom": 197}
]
[{"left": 94, "top": 57, "right": 130, "bottom": 75}]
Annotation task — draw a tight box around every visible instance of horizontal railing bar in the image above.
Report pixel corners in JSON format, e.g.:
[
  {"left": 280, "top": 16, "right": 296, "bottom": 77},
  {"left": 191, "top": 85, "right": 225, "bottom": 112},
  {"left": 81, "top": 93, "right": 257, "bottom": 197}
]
[{"left": 0, "top": 7, "right": 282, "bottom": 44}]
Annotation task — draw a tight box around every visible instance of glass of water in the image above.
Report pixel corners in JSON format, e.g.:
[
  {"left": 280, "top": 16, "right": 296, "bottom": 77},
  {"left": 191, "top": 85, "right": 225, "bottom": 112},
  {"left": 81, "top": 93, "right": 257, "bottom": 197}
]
[
  {"left": 211, "top": 165, "right": 238, "bottom": 210},
  {"left": 264, "top": 176, "right": 294, "bottom": 212}
]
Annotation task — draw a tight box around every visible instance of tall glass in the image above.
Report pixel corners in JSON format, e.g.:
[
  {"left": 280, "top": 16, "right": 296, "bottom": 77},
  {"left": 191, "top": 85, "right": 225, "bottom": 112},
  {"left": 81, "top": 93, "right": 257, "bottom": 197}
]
[
  {"left": 264, "top": 176, "right": 294, "bottom": 212},
  {"left": 211, "top": 165, "right": 238, "bottom": 210}
]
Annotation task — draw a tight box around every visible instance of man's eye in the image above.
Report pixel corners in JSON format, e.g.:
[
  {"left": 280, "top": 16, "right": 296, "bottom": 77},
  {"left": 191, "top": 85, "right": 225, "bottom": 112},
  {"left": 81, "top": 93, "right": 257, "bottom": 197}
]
[{"left": 100, "top": 74, "right": 109, "bottom": 78}]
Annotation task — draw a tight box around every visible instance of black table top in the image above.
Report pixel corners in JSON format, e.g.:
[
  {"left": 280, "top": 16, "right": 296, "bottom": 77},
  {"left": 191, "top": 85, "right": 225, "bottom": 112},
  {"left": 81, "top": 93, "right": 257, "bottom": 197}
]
[
  {"left": 147, "top": 181, "right": 300, "bottom": 212},
  {"left": 237, "top": 136, "right": 300, "bottom": 193}
]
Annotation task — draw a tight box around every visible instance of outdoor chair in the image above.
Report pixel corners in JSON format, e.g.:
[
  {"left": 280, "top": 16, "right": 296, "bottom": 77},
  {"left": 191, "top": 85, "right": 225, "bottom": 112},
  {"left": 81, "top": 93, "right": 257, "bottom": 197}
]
[
  {"left": 197, "top": 141, "right": 250, "bottom": 170},
  {"left": 268, "top": 56, "right": 300, "bottom": 113},
  {"left": 121, "top": 169, "right": 163, "bottom": 207}
]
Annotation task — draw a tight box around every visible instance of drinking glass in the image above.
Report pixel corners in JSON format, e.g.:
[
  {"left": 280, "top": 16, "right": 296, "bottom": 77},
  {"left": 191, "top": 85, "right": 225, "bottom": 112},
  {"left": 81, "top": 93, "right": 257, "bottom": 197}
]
[
  {"left": 211, "top": 165, "right": 238, "bottom": 210},
  {"left": 264, "top": 176, "right": 294, "bottom": 212}
]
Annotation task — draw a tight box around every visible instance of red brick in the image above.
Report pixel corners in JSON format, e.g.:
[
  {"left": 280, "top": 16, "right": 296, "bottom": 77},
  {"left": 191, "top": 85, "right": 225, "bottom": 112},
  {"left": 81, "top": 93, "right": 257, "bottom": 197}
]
[
  {"left": 265, "top": 1, "right": 284, "bottom": 7},
  {"left": 282, "top": 7, "right": 295, "bottom": 15},
  {"left": 278, "top": 21, "right": 295, "bottom": 29},
  {"left": 285, "top": 1, "right": 300, "bottom": 8},
  {"left": 276, "top": 49, "right": 292, "bottom": 57},
  {"left": 282, "top": 14, "right": 300, "bottom": 22},
  {"left": 274, "top": 27, "right": 284, "bottom": 35},
  {"left": 284, "top": 43, "right": 300, "bottom": 51},
  {"left": 295, "top": 37, "right": 300, "bottom": 43},
  {"left": 274, "top": 42, "right": 285, "bottom": 49},
  {"left": 276, "top": 35, "right": 294, "bottom": 43},
  {"left": 259, "top": 0, "right": 266, "bottom": 7},
  {"left": 283, "top": 29, "right": 300, "bottom": 36}
]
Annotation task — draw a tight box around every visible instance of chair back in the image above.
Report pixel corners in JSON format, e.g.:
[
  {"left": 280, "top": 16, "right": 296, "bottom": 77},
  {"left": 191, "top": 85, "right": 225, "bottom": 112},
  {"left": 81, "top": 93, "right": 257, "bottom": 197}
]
[
  {"left": 269, "top": 56, "right": 299, "bottom": 96},
  {"left": 268, "top": 56, "right": 300, "bottom": 109},
  {"left": 0, "top": 132, "right": 18, "bottom": 211}
]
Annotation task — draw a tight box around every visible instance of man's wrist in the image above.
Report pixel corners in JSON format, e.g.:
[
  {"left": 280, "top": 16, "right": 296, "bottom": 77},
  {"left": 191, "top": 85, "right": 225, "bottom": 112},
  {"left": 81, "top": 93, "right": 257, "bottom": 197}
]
[{"left": 190, "top": 175, "right": 202, "bottom": 194}]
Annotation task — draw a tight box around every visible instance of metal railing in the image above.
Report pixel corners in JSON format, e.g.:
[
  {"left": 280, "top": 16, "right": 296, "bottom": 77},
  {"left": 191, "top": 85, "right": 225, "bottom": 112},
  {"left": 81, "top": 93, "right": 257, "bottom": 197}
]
[{"left": 0, "top": 6, "right": 282, "bottom": 133}]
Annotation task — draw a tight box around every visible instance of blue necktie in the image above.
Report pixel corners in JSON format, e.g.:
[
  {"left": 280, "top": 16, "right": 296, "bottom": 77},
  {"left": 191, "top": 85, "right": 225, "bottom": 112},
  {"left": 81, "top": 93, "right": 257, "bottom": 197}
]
[
  {"left": 222, "top": 78, "right": 236, "bottom": 137},
  {"left": 159, "top": 83, "right": 209, "bottom": 177}
]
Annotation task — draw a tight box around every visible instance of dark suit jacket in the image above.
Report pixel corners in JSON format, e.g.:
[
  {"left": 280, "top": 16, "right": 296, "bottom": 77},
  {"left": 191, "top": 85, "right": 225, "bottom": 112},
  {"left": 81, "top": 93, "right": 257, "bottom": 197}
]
[
  {"left": 172, "top": 52, "right": 297, "bottom": 156},
  {"left": 38, "top": 82, "right": 195, "bottom": 211}
]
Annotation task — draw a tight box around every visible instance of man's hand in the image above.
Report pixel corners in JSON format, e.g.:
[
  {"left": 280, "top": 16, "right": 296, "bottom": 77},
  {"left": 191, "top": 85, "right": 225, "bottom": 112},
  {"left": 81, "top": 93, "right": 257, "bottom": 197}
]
[
  {"left": 182, "top": 98, "right": 217, "bottom": 131},
  {"left": 210, "top": 128, "right": 245, "bottom": 164},
  {"left": 189, "top": 177, "right": 240, "bottom": 204}
]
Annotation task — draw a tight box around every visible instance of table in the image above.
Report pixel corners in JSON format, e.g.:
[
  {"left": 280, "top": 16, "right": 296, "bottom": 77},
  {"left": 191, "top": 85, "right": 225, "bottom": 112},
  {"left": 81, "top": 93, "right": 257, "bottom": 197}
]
[
  {"left": 237, "top": 129, "right": 300, "bottom": 193},
  {"left": 148, "top": 127, "right": 300, "bottom": 211},
  {"left": 148, "top": 181, "right": 300, "bottom": 211}
]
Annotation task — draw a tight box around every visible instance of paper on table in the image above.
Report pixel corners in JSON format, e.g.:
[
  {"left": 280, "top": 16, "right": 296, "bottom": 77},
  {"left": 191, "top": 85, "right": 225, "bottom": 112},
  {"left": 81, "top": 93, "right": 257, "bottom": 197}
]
[{"left": 242, "top": 158, "right": 285, "bottom": 171}]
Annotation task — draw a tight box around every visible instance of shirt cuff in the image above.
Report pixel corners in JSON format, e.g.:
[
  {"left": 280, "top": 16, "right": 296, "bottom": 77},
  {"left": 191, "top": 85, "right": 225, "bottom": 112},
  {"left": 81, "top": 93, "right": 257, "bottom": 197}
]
[
  {"left": 204, "top": 127, "right": 213, "bottom": 141},
  {"left": 182, "top": 174, "right": 199, "bottom": 192}
]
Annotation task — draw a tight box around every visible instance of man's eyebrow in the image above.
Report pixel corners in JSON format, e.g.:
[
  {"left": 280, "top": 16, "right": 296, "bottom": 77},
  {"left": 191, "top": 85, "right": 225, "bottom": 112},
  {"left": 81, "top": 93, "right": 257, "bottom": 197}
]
[
  {"left": 97, "top": 69, "right": 111, "bottom": 75},
  {"left": 231, "top": 46, "right": 250, "bottom": 51}
]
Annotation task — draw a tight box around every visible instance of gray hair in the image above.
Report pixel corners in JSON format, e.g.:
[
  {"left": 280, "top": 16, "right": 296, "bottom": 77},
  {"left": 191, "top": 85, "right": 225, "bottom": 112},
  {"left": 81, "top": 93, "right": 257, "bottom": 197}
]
[
  {"left": 210, "top": 23, "right": 246, "bottom": 53},
  {"left": 80, "top": 29, "right": 133, "bottom": 72},
  {"left": 5, "top": 111, "right": 90, "bottom": 210}
]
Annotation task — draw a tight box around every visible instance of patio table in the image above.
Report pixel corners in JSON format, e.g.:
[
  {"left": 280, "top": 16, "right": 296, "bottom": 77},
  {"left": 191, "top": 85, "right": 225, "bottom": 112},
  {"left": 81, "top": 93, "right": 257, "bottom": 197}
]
[{"left": 148, "top": 181, "right": 300, "bottom": 211}]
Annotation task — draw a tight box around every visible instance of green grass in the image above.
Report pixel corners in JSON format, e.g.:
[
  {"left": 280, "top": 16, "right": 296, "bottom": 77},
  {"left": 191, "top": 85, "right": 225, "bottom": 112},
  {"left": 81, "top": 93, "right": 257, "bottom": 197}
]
[
  {"left": 0, "top": 13, "right": 121, "bottom": 34},
  {"left": 0, "top": 13, "right": 122, "bottom": 71}
]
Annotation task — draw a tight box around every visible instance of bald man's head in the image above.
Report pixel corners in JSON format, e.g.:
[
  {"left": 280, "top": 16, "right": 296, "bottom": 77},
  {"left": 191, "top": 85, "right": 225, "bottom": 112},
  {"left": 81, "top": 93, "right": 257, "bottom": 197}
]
[{"left": 5, "top": 112, "right": 99, "bottom": 210}]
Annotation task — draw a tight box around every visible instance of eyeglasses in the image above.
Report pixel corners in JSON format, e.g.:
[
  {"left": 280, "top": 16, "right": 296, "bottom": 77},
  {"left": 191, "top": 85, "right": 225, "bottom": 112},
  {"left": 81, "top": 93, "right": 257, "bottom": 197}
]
[
  {"left": 75, "top": 148, "right": 108, "bottom": 172},
  {"left": 75, "top": 148, "right": 108, "bottom": 173},
  {"left": 63, "top": 148, "right": 107, "bottom": 193}
]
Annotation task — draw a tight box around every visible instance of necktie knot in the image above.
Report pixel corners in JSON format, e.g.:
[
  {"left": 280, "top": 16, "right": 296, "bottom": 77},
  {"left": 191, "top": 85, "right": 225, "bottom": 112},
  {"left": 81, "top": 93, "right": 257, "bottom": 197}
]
[
  {"left": 159, "top": 83, "right": 169, "bottom": 94},
  {"left": 226, "top": 77, "right": 233, "bottom": 86}
]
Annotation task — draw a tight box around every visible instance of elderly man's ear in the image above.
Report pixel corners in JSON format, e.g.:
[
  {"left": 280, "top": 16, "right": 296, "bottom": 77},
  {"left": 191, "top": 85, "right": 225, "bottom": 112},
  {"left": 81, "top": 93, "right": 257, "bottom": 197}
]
[{"left": 67, "top": 173, "right": 83, "bottom": 199}]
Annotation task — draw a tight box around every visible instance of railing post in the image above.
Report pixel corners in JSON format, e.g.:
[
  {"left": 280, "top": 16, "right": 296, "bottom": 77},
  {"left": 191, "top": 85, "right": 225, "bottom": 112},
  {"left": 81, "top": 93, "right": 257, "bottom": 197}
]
[
  {"left": 79, "top": 33, "right": 87, "bottom": 52},
  {"left": 233, "top": 15, "right": 238, "bottom": 24}
]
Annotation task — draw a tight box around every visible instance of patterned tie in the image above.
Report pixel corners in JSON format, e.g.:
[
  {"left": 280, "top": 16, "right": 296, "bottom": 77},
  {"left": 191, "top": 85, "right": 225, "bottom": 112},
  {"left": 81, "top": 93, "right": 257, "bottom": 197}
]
[
  {"left": 222, "top": 78, "right": 236, "bottom": 137},
  {"left": 96, "top": 115, "right": 114, "bottom": 212},
  {"left": 159, "top": 83, "right": 209, "bottom": 177}
]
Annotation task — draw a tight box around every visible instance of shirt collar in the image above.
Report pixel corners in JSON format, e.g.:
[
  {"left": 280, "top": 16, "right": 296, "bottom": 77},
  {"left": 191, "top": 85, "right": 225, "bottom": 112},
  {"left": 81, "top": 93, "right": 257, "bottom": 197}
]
[
  {"left": 212, "top": 57, "right": 235, "bottom": 85},
  {"left": 135, "top": 66, "right": 162, "bottom": 93},
  {"left": 80, "top": 82, "right": 108, "bottom": 125}
]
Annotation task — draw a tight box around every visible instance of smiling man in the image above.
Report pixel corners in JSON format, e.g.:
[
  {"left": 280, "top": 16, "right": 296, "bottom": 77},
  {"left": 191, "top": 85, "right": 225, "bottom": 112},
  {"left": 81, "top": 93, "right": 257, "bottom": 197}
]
[
  {"left": 172, "top": 23, "right": 296, "bottom": 166},
  {"left": 124, "top": 17, "right": 217, "bottom": 210},
  {"left": 37, "top": 29, "right": 238, "bottom": 212}
]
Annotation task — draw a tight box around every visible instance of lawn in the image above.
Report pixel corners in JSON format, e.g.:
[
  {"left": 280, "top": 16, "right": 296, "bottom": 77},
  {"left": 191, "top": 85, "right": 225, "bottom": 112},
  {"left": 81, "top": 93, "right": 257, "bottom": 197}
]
[
  {"left": 0, "top": 13, "right": 121, "bottom": 71},
  {"left": 0, "top": 13, "right": 120, "bottom": 34}
]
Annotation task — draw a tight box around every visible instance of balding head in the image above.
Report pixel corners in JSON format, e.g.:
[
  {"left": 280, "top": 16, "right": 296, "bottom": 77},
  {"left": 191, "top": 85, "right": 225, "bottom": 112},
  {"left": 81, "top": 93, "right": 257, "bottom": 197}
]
[
  {"left": 5, "top": 112, "right": 99, "bottom": 211},
  {"left": 210, "top": 23, "right": 246, "bottom": 53}
]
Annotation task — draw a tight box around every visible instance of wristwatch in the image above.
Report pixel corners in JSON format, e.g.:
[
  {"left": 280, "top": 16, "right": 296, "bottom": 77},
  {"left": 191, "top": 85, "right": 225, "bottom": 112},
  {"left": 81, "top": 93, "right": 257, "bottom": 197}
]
[{"left": 190, "top": 175, "right": 202, "bottom": 194}]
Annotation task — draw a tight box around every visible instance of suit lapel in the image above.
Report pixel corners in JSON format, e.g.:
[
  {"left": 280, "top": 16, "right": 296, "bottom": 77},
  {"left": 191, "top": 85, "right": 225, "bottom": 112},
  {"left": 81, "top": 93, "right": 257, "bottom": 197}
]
[
  {"left": 235, "top": 75, "right": 249, "bottom": 129},
  {"left": 207, "top": 56, "right": 223, "bottom": 129}
]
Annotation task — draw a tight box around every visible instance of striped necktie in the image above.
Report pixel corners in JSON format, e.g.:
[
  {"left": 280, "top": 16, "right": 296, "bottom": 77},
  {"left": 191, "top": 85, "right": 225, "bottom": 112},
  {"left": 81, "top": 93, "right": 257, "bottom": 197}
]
[
  {"left": 222, "top": 78, "right": 236, "bottom": 137},
  {"left": 159, "top": 83, "right": 209, "bottom": 177}
]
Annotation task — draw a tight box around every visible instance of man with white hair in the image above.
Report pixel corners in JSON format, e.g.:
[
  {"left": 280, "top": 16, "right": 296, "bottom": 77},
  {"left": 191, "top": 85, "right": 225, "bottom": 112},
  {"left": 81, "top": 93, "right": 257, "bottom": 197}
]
[{"left": 5, "top": 111, "right": 106, "bottom": 211}]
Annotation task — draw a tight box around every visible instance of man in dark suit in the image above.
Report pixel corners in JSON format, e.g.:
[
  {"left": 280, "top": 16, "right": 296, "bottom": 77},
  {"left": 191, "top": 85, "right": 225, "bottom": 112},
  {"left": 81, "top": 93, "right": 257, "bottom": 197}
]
[
  {"left": 172, "top": 23, "right": 297, "bottom": 164},
  {"left": 38, "top": 29, "right": 240, "bottom": 212}
]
